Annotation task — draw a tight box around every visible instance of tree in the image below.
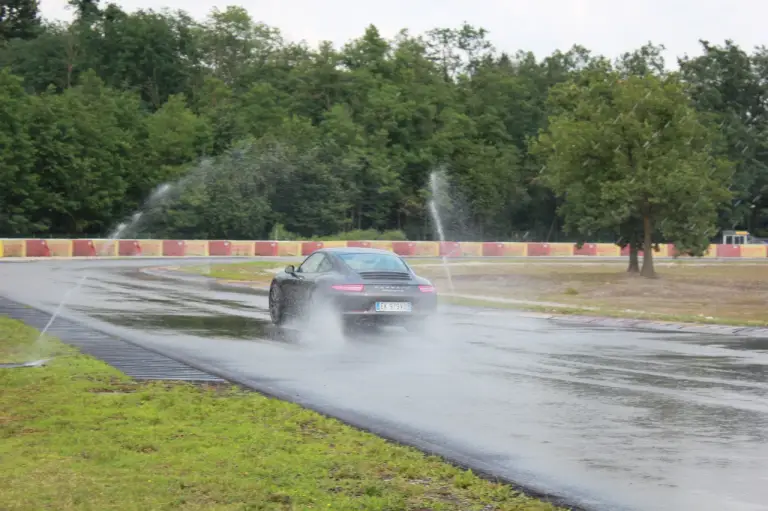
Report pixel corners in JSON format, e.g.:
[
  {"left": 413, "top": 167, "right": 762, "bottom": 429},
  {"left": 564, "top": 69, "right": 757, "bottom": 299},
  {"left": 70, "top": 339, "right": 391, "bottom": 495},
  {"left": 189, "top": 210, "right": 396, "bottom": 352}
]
[
  {"left": 0, "top": 0, "right": 41, "bottom": 41},
  {"left": 0, "top": 69, "right": 40, "bottom": 236},
  {"left": 533, "top": 68, "right": 733, "bottom": 277},
  {"left": 679, "top": 40, "right": 768, "bottom": 235},
  {"left": 24, "top": 71, "right": 149, "bottom": 235},
  {"left": 0, "top": 13, "right": 753, "bottom": 246}
]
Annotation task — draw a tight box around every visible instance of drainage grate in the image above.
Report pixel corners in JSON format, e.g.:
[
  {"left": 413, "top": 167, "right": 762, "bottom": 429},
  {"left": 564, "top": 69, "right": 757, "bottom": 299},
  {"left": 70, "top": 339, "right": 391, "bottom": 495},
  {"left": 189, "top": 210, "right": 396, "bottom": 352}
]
[{"left": 0, "top": 296, "right": 225, "bottom": 383}]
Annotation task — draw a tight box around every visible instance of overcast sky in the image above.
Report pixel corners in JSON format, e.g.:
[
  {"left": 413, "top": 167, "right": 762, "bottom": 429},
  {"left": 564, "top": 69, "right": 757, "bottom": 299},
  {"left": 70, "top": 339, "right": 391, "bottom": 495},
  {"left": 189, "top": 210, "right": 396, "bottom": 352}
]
[{"left": 39, "top": 0, "right": 765, "bottom": 65}]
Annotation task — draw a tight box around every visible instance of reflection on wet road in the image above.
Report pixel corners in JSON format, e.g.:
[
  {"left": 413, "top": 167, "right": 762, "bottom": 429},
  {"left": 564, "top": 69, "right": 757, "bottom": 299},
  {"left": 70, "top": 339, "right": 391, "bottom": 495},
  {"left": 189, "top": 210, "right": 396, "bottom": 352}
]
[{"left": 1, "top": 259, "right": 767, "bottom": 511}]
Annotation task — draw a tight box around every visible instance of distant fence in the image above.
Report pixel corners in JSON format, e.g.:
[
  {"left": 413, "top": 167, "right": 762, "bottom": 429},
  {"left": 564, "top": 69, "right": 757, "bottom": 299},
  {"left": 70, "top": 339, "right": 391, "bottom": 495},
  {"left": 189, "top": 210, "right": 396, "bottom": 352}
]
[{"left": 0, "top": 239, "right": 764, "bottom": 258}]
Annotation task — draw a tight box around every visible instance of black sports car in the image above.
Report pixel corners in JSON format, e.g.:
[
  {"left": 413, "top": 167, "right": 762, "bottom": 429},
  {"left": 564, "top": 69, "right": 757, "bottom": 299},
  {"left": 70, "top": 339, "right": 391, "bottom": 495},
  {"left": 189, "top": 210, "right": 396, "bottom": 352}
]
[{"left": 268, "top": 247, "right": 438, "bottom": 331}]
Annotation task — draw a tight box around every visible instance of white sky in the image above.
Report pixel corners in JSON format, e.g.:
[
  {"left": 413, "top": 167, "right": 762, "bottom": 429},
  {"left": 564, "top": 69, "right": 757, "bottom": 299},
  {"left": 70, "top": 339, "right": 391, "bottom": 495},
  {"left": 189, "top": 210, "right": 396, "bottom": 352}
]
[{"left": 39, "top": 0, "right": 765, "bottom": 65}]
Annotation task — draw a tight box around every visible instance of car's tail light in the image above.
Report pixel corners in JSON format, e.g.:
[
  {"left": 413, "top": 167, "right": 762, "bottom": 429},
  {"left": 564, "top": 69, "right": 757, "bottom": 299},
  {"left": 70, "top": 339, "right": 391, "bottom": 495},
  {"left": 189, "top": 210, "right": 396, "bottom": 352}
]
[
  {"left": 332, "top": 284, "right": 365, "bottom": 292},
  {"left": 418, "top": 285, "right": 436, "bottom": 293}
]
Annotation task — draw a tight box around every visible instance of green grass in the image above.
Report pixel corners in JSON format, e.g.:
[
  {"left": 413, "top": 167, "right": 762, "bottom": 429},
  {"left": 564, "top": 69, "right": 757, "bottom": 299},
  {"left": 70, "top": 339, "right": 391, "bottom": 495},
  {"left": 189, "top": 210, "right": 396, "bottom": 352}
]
[
  {"left": 0, "top": 316, "right": 563, "bottom": 511},
  {"left": 181, "top": 261, "right": 300, "bottom": 283}
]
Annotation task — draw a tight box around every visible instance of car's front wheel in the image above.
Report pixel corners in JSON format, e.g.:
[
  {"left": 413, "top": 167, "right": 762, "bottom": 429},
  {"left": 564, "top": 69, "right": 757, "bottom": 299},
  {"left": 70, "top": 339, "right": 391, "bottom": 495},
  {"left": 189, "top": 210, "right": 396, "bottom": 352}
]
[{"left": 269, "top": 282, "right": 287, "bottom": 325}]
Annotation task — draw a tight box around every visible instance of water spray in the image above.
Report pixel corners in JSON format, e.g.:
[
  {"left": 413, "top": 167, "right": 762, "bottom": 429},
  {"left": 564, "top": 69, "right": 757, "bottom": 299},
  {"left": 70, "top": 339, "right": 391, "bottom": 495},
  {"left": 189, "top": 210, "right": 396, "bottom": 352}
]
[
  {"left": 10, "top": 183, "right": 175, "bottom": 367},
  {"left": 428, "top": 171, "right": 455, "bottom": 294}
]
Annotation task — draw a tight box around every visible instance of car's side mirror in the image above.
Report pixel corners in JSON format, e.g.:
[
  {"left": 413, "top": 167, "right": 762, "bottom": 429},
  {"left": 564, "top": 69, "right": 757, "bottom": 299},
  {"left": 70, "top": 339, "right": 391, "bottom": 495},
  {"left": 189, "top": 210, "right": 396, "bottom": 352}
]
[{"left": 285, "top": 264, "right": 295, "bottom": 274}]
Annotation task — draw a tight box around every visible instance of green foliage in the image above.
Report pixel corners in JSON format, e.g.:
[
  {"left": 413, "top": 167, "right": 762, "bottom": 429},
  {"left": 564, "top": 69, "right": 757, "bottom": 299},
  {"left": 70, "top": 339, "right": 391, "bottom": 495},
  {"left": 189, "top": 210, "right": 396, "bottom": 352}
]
[
  {"left": 314, "top": 229, "right": 408, "bottom": 241},
  {"left": 0, "top": 4, "right": 758, "bottom": 246},
  {"left": 533, "top": 64, "right": 733, "bottom": 275},
  {"left": 0, "top": 0, "right": 41, "bottom": 41}
]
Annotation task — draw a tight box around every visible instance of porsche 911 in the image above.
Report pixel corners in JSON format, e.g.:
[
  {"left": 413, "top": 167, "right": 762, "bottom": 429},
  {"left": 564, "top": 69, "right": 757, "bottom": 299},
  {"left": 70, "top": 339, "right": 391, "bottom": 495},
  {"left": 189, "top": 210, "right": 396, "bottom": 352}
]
[{"left": 268, "top": 247, "right": 437, "bottom": 332}]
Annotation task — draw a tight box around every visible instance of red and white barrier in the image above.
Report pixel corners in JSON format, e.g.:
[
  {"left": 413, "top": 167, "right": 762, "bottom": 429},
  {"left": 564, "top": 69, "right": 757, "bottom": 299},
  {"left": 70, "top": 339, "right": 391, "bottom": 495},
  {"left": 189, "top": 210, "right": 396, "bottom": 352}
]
[{"left": 0, "top": 239, "right": 765, "bottom": 259}]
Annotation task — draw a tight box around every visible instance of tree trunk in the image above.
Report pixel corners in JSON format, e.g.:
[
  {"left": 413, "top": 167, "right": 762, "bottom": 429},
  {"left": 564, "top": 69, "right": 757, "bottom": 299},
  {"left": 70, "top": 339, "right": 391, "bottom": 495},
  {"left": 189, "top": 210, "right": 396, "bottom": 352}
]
[
  {"left": 627, "top": 243, "right": 640, "bottom": 273},
  {"left": 640, "top": 213, "right": 656, "bottom": 278}
]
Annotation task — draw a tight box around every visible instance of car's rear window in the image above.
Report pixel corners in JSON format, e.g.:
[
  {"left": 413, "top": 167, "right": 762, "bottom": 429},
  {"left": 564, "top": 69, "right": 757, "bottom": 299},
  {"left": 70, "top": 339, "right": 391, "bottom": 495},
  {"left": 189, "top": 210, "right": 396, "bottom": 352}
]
[{"left": 338, "top": 252, "right": 410, "bottom": 272}]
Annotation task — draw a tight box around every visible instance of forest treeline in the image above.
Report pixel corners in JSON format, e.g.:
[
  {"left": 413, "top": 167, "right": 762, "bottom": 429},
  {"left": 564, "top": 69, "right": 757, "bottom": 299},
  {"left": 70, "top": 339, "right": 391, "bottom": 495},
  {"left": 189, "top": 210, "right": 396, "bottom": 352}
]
[{"left": 2, "top": 0, "right": 768, "bottom": 264}]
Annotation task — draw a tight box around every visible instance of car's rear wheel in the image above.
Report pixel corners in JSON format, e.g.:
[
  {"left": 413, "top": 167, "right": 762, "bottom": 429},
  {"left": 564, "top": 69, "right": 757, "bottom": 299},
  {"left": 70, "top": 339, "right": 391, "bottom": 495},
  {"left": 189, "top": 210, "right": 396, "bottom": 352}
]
[{"left": 269, "top": 283, "right": 287, "bottom": 325}]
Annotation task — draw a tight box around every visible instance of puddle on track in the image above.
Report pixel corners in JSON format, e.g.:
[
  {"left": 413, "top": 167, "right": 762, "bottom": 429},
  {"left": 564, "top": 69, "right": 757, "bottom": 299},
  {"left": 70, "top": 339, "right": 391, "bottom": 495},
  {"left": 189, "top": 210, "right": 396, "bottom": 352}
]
[{"left": 90, "top": 312, "right": 283, "bottom": 341}]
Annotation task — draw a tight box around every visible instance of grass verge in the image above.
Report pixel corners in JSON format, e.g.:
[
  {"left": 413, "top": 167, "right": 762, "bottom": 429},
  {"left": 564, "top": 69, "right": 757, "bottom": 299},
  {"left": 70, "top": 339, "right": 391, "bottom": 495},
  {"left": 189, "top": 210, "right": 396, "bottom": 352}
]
[
  {"left": 181, "top": 260, "right": 300, "bottom": 285},
  {"left": 0, "top": 316, "right": 563, "bottom": 511}
]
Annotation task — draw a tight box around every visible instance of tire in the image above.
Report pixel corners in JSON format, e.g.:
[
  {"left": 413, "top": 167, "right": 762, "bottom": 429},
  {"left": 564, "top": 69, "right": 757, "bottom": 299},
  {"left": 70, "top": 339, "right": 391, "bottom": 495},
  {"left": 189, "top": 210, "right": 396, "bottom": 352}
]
[{"left": 269, "top": 283, "right": 287, "bottom": 325}]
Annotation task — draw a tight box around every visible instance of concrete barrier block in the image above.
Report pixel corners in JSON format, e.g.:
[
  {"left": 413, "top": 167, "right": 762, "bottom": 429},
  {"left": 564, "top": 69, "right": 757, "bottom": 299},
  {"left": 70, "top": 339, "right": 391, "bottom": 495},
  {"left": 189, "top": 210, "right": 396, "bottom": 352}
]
[
  {"left": 1, "top": 240, "right": 26, "bottom": 257},
  {"left": 254, "top": 241, "right": 278, "bottom": 256},
  {"left": 459, "top": 242, "right": 483, "bottom": 257},
  {"left": 595, "top": 244, "right": 620, "bottom": 257},
  {"left": 482, "top": 242, "right": 504, "bottom": 256},
  {"left": 184, "top": 240, "right": 209, "bottom": 256},
  {"left": 392, "top": 241, "right": 416, "bottom": 256},
  {"left": 119, "top": 240, "right": 141, "bottom": 256},
  {"left": 163, "top": 240, "right": 185, "bottom": 257},
  {"left": 740, "top": 244, "right": 766, "bottom": 258},
  {"left": 93, "top": 240, "right": 119, "bottom": 256},
  {"left": 412, "top": 241, "right": 439, "bottom": 257},
  {"left": 573, "top": 243, "right": 597, "bottom": 256},
  {"left": 527, "top": 243, "right": 550, "bottom": 256},
  {"left": 302, "top": 241, "right": 324, "bottom": 255},
  {"left": 25, "top": 239, "right": 50, "bottom": 257},
  {"left": 439, "top": 242, "right": 461, "bottom": 257},
  {"left": 369, "top": 241, "right": 393, "bottom": 252},
  {"left": 47, "top": 239, "right": 73, "bottom": 257},
  {"left": 73, "top": 239, "right": 96, "bottom": 257},
  {"left": 549, "top": 243, "right": 574, "bottom": 256},
  {"left": 277, "top": 242, "right": 300, "bottom": 257},
  {"left": 716, "top": 244, "right": 741, "bottom": 258},
  {"left": 230, "top": 241, "right": 256, "bottom": 256},
  {"left": 140, "top": 240, "right": 163, "bottom": 257},
  {"left": 209, "top": 241, "right": 232, "bottom": 256},
  {"left": 502, "top": 242, "right": 528, "bottom": 256}
]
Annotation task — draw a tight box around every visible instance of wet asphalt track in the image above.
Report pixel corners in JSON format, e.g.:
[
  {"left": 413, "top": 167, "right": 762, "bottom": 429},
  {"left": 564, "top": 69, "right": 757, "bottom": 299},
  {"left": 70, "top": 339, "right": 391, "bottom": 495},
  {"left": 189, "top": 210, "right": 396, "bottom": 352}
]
[{"left": 1, "top": 258, "right": 768, "bottom": 511}]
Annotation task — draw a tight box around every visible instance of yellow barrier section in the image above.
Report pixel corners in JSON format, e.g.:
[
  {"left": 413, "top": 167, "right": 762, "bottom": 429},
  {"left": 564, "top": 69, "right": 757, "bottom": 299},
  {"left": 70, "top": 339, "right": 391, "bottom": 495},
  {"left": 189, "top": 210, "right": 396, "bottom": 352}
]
[
  {"left": 230, "top": 241, "right": 256, "bottom": 256},
  {"left": 502, "top": 242, "right": 528, "bottom": 256},
  {"left": 276, "top": 241, "right": 300, "bottom": 256},
  {"left": 675, "top": 244, "right": 717, "bottom": 258},
  {"left": 0, "top": 240, "right": 3, "bottom": 258},
  {"left": 740, "top": 244, "right": 767, "bottom": 258},
  {"left": 140, "top": 240, "right": 163, "bottom": 256},
  {"left": 652, "top": 244, "right": 670, "bottom": 257},
  {"left": 549, "top": 243, "right": 575, "bottom": 256},
  {"left": 459, "top": 242, "right": 483, "bottom": 257},
  {"left": 321, "top": 240, "right": 346, "bottom": 249},
  {"left": 93, "top": 240, "right": 118, "bottom": 256},
  {"left": 47, "top": 239, "right": 73, "bottom": 257},
  {"left": 369, "top": 241, "right": 393, "bottom": 252},
  {"left": 185, "top": 240, "right": 209, "bottom": 256},
  {"left": 412, "top": 241, "right": 439, "bottom": 257},
  {"left": 595, "top": 243, "right": 620, "bottom": 257},
  {"left": 1, "top": 240, "right": 26, "bottom": 257},
  {"left": 5, "top": 238, "right": 767, "bottom": 260}
]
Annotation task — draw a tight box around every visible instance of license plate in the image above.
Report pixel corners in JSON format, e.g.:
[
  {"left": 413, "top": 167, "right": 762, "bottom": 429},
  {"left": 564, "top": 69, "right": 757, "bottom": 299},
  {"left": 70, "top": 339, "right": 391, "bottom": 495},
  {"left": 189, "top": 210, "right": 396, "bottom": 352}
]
[{"left": 375, "top": 302, "right": 412, "bottom": 312}]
